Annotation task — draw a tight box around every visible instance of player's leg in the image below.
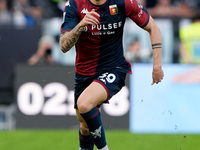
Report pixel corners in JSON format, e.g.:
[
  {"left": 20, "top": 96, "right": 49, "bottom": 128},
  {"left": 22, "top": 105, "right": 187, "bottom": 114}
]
[
  {"left": 77, "top": 81, "right": 109, "bottom": 150},
  {"left": 76, "top": 109, "right": 94, "bottom": 150},
  {"left": 77, "top": 81, "right": 107, "bottom": 113}
]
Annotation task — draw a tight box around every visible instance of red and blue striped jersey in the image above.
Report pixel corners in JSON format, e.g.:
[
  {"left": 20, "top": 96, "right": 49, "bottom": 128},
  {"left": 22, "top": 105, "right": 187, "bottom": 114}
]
[{"left": 61, "top": 0, "right": 149, "bottom": 76}]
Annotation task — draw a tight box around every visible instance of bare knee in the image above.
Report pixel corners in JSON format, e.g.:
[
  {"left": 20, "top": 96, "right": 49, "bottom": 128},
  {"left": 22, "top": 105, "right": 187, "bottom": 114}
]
[
  {"left": 78, "top": 103, "right": 93, "bottom": 113},
  {"left": 77, "top": 99, "right": 94, "bottom": 113},
  {"left": 77, "top": 82, "right": 107, "bottom": 113}
]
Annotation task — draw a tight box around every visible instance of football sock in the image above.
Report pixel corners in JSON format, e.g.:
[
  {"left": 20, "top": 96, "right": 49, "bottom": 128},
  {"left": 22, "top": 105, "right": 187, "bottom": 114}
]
[
  {"left": 80, "top": 107, "right": 107, "bottom": 149},
  {"left": 97, "top": 145, "right": 109, "bottom": 150},
  {"left": 79, "top": 129, "right": 94, "bottom": 150}
]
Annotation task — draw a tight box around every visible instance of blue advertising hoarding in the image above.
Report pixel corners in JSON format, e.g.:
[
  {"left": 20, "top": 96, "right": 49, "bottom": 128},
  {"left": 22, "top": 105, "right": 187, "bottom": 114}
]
[{"left": 130, "top": 64, "right": 200, "bottom": 134}]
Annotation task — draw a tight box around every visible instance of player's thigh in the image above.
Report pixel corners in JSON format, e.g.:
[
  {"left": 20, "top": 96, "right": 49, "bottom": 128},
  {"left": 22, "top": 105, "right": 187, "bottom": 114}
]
[{"left": 77, "top": 81, "right": 107, "bottom": 112}]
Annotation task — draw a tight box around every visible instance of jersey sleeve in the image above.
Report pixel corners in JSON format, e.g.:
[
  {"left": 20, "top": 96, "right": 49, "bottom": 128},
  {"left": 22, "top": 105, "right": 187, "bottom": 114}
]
[
  {"left": 60, "top": 0, "right": 79, "bottom": 33},
  {"left": 125, "top": 0, "right": 149, "bottom": 28}
]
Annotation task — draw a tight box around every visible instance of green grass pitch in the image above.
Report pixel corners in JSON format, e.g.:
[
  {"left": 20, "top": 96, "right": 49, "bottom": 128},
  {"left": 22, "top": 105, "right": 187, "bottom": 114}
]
[{"left": 0, "top": 129, "right": 200, "bottom": 150}]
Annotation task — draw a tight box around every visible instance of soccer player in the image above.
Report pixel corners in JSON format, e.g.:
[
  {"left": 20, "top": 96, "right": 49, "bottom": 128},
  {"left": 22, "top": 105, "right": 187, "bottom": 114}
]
[{"left": 60, "top": 0, "right": 164, "bottom": 149}]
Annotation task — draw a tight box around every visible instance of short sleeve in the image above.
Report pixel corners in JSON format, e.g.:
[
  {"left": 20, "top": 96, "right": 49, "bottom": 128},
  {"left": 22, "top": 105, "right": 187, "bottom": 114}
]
[
  {"left": 125, "top": 0, "right": 149, "bottom": 28},
  {"left": 60, "top": 0, "right": 79, "bottom": 33}
]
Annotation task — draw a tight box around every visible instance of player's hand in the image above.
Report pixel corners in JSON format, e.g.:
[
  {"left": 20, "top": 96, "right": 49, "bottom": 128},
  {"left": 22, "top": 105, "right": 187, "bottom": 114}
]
[
  {"left": 151, "top": 66, "right": 164, "bottom": 85},
  {"left": 80, "top": 9, "right": 100, "bottom": 27}
]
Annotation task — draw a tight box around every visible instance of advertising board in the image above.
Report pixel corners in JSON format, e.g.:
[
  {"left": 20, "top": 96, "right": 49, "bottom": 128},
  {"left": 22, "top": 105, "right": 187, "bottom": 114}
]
[
  {"left": 130, "top": 64, "right": 200, "bottom": 134},
  {"left": 14, "top": 64, "right": 130, "bottom": 129}
]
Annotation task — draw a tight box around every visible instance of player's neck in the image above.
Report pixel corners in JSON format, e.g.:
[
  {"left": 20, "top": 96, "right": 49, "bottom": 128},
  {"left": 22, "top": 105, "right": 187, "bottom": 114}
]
[{"left": 90, "top": 0, "right": 107, "bottom": 5}]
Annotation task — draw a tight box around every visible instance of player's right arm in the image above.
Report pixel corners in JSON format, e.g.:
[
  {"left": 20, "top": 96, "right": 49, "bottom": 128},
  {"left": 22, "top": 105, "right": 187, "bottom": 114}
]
[{"left": 60, "top": 9, "right": 99, "bottom": 53}]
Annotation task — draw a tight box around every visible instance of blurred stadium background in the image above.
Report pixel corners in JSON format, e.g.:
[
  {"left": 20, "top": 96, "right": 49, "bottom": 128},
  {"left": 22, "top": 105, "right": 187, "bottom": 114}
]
[{"left": 0, "top": 0, "right": 200, "bottom": 149}]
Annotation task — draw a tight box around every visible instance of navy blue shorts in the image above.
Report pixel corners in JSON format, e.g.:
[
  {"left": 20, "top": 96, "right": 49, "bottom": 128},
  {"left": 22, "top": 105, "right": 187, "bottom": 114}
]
[{"left": 74, "top": 70, "right": 127, "bottom": 109}]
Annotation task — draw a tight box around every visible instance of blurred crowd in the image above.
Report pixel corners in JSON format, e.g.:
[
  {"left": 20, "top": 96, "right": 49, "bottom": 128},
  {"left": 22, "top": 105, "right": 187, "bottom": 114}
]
[
  {"left": 126, "top": 0, "right": 200, "bottom": 64},
  {"left": 0, "top": 0, "right": 199, "bottom": 26},
  {"left": 0, "top": 0, "right": 65, "bottom": 27},
  {"left": 144, "top": 0, "right": 199, "bottom": 18}
]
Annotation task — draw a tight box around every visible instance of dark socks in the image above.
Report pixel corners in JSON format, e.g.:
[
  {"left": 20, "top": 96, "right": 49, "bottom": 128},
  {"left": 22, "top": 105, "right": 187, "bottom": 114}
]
[
  {"left": 79, "top": 129, "right": 94, "bottom": 150},
  {"left": 80, "top": 107, "right": 107, "bottom": 149}
]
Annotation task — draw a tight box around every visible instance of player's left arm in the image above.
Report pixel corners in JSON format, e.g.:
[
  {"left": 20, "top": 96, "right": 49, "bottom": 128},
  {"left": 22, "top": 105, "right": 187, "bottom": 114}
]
[{"left": 143, "top": 16, "right": 164, "bottom": 85}]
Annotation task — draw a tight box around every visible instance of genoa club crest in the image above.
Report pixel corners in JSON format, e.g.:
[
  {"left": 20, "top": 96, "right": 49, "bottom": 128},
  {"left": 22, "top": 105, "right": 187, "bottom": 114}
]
[{"left": 109, "top": 4, "right": 118, "bottom": 15}]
